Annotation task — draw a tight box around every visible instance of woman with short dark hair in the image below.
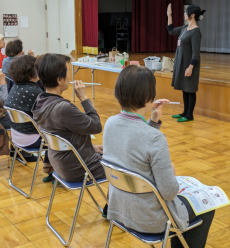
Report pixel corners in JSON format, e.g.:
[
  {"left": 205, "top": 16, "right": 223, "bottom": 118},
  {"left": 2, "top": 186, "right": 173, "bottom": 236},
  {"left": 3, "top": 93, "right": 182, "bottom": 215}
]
[
  {"left": 4, "top": 55, "right": 51, "bottom": 175},
  {"left": 103, "top": 65, "right": 214, "bottom": 248},
  {"left": 167, "top": 4, "right": 206, "bottom": 122},
  {"left": 32, "top": 53, "right": 106, "bottom": 184},
  {"left": 2, "top": 39, "right": 34, "bottom": 83}
]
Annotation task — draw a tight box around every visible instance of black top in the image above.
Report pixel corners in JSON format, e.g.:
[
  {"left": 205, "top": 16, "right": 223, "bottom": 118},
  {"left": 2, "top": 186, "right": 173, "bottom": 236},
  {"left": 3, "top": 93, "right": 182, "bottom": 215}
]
[{"left": 5, "top": 81, "right": 44, "bottom": 134}]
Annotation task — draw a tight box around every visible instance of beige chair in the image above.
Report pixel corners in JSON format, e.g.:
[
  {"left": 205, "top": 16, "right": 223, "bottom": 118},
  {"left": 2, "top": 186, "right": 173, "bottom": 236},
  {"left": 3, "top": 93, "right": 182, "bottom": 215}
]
[
  {"left": 5, "top": 106, "right": 48, "bottom": 198},
  {"left": 100, "top": 159, "right": 203, "bottom": 248},
  {"left": 42, "top": 130, "right": 108, "bottom": 247}
]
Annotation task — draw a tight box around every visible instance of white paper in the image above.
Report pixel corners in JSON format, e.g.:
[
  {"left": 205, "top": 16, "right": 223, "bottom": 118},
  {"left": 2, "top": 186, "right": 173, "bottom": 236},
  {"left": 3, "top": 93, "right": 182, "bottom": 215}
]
[
  {"left": 21, "top": 16, "right": 29, "bottom": 28},
  {"left": 177, "top": 176, "right": 230, "bottom": 215},
  {"left": 4, "top": 26, "right": 18, "bottom": 37}
]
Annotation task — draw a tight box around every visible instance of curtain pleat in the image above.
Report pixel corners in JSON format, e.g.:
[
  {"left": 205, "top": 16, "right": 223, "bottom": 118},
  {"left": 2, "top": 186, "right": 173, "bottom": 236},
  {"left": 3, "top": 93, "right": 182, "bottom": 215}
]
[
  {"left": 193, "top": 0, "right": 230, "bottom": 53},
  {"left": 82, "top": 0, "right": 98, "bottom": 48},
  {"left": 131, "top": 0, "right": 184, "bottom": 52}
]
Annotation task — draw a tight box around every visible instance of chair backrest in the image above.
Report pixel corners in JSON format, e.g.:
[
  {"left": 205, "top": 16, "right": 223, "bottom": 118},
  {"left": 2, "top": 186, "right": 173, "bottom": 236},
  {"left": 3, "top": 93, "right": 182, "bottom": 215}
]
[
  {"left": 4, "top": 106, "right": 46, "bottom": 141},
  {"left": 100, "top": 159, "right": 178, "bottom": 228},
  {"left": 41, "top": 130, "right": 95, "bottom": 181}
]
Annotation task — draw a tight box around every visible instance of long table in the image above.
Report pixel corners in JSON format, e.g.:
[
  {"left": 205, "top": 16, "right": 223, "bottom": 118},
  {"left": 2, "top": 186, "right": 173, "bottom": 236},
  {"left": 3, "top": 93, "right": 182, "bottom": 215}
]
[{"left": 71, "top": 62, "right": 122, "bottom": 101}]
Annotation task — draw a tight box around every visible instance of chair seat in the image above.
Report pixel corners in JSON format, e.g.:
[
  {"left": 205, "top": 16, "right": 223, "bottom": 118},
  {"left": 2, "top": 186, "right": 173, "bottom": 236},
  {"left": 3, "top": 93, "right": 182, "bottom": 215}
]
[
  {"left": 52, "top": 171, "right": 107, "bottom": 190},
  {"left": 113, "top": 216, "right": 202, "bottom": 243}
]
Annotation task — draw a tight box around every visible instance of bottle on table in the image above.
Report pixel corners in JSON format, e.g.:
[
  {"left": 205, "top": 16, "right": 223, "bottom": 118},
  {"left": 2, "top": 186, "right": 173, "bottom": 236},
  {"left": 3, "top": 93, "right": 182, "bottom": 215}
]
[{"left": 124, "top": 52, "right": 130, "bottom": 67}]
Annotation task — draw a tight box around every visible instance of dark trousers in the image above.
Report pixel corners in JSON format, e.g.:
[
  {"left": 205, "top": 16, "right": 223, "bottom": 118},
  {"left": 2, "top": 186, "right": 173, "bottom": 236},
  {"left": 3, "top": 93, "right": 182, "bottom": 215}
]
[
  {"left": 180, "top": 91, "right": 196, "bottom": 120},
  {"left": 171, "top": 196, "right": 215, "bottom": 248},
  {"left": 0, "top": 114, "right": 12, "bottom": 130},
  {"left": 23, "top": 136, "right": 49, "bottom": 163}
]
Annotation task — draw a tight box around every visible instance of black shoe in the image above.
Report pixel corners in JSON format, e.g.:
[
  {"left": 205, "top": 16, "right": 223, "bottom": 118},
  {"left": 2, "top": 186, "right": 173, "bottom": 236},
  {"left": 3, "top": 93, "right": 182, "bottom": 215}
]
[
  {"left": 24, "top": 154, "right": 38, "bottom": 162},
  {"left": 10, "top": 152, "right": 20, "bottom": 159},
  {"left": 102, "top": 203, "right": 108, "bottom": 218},
  {"left": 10, "top": 151, "right": 18, "bottom": 158}
]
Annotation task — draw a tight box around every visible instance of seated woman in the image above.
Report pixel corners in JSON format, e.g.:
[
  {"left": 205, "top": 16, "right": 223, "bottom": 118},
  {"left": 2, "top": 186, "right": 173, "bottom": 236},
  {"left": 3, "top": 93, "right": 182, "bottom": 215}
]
[
  {"left": 32, "top": 54, "right": 105, "bottom": 184},
  {"left": 4, "top": 55, "right": 52, "bottom": 180},
  {"left": 0, "top": 71, "right": 11, "bottom": 129},
  {"left": 2, "top": 39, "right": 34, "bottom": 84},
  {"left": 103, "top": 65, "right": 214, "bottom": 248}
]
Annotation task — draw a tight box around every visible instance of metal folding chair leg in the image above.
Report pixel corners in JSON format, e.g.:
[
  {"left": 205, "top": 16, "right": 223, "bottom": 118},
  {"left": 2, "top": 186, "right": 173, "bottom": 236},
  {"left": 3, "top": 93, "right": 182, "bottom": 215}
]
[
  {"left": 46, "top": 173, "right": 89, "bottom": 247},
  {"left": 175, "top": 230, "right": 189, "bottom": 248},
  {"left": 95, "top": 183, "right": 108, "bottom": 204},
  {"left": 161, "top": 220, "right": 171, "bottom": 248},
  {"left": 8, "top": 137, "right": 27, "bottom": 166},
  {"left": 16, "top": 151, "right": 27, "bottom": 165},
  {"left": 9, "top": 141, "right": 44, "bottom": 198},
  {"left": 86, "top": 187, "right": 103, "bottom": 213},
  {"left": 104, "top": 221, "right": 114, "bottom": 248}
]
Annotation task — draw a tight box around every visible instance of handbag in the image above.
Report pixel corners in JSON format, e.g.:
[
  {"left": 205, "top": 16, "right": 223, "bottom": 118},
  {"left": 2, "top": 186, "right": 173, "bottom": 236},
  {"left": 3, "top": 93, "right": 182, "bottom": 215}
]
[
  {"left": 161, "top": 56, "right": 174, "bottom": 72},
  {"left": 0, "top": 123, "right": 9, "bottom": 156},
  {"left": 109, "top": 47, "right": 119, "bottom": 62}
]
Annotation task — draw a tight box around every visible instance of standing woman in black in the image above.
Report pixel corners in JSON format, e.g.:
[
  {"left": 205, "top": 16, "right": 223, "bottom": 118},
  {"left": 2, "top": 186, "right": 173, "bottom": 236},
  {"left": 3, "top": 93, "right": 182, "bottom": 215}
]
[{"left": 167, "top": 4, "right": 206, "bottom": 122}]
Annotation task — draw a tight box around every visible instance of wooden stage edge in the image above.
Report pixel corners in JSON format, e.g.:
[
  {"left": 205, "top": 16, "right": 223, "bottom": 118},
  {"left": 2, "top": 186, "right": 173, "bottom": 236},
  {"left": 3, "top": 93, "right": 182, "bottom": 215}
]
[{"left": 71, "top": 52, "right": 230, "bottom": 122}]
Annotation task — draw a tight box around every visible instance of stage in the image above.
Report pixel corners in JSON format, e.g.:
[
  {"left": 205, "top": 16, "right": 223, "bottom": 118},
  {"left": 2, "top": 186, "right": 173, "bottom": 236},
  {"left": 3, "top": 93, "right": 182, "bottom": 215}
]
[{"left": 70, "top": 52, "right": 230, "bottom": 122}]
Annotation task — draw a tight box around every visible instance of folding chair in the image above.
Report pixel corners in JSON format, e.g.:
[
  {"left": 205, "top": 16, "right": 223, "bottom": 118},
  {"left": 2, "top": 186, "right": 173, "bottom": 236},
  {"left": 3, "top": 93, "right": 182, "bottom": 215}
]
[
  {"left": 100, "top": 160, "right": 203, "bottom": 248},
  {"left": 6, "top": 128, "right": 27, "bottom": 166},
  {"left": 42, "top": 130, "right": 108, "bottom": 247},
  {"left": 4, "top": 106, "right": 48, "bottom": 198}
]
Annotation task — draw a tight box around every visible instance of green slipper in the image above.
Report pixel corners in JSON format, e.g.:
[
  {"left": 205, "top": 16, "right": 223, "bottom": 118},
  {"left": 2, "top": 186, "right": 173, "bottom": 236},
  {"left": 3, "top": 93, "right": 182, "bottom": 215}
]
[
  {"left": 43, "top": 175, "right": 54, "bottom": 182},
  {"left": 172, "top": 114, "right": 182, "bottom": 118},
  {"left": 177, "top": 117, "right": 194, "bottom": 122},
  {"left": 51, "top": 180, "right": 62, "bottom": 186}
]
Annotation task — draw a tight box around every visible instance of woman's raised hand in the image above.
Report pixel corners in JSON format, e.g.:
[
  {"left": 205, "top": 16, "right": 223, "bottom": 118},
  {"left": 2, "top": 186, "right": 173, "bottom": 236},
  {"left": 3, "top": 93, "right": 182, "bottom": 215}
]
[
  {"left": 167, "top": 3, "right": 172, "bottom": 17},
  {"left": 151, "top": 99, "right": 170, "bottom": 123},
  {"left": 28, "top": 49, "right": 34, "bottom": 57},
  {"left": 74, "top": 80, "right": 88, "bottom": 102}
]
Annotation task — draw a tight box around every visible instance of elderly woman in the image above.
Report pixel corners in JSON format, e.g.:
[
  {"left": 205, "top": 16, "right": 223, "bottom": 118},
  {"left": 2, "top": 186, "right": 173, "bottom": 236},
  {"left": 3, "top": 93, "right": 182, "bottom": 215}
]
[
  {"left": 167, "top": 4, "right": 206, "bottom": 122},
  {"left": 4, "top": 55, "right": 52, "bottom": 179},
  {"left": 2, "top": 39, "right": 34, "bottom": 83},
  {"left": 103, "top": 65, "right": 214, "bottom": 248},
  {"left": 0, "top": 34, "right": 6, "bottom": 69},
  {"left": 32, "top": 54, "right": 105, "bottom": 184}
]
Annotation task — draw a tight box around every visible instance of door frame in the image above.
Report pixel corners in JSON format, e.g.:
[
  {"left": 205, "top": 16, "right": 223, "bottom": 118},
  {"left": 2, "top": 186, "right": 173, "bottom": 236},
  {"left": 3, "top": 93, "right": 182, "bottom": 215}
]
[{"left": 74, "top": 0, "right": 82, "bottom": 55}]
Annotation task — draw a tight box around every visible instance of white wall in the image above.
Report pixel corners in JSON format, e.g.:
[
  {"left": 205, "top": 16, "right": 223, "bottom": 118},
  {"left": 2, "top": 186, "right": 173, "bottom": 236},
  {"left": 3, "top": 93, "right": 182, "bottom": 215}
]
[
  {"left": 98, "top": 0, "right": 132, "bottom": 13},
  {"left": 60, "top": 0, "right": 75, "bottom": 54},
  {"left": 0, "top": 0, "right": 47, "bottom": 56}
]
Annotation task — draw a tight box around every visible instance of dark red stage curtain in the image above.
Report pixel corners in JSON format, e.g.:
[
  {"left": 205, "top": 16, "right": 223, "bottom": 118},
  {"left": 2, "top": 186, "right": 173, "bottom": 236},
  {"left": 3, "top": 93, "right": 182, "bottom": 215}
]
[
  {"left": 82, "top": 0, "right": 98, "bottom": 47},
  {"left": 132, "top": 0, "right": 184, "bottom": 52}
]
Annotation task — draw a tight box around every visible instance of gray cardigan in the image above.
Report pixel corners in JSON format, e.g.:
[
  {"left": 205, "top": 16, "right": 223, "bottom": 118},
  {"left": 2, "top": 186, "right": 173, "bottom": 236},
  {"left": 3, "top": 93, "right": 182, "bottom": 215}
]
[{"left": 103, "top": 112, "right": 189, "bottom": 233}]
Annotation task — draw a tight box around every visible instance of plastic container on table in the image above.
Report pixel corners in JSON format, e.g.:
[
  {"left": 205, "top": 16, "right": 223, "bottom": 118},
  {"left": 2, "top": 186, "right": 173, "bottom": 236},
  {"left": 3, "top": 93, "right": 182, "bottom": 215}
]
[{"left": 143, "top": 56, "right": 162, "bottom": 70}]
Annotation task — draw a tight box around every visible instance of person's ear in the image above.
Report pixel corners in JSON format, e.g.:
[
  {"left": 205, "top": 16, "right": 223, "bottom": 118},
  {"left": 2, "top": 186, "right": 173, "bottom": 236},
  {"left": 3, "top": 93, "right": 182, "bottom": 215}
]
[
  {"left": 57, "top": 76, "right": 65, "bottom": 87},
  {"left": 191, "top": 13, "right": 195, "bottom": 19},
  {"left": 57, "top": 77, "right": 61, "bottom": 86}
]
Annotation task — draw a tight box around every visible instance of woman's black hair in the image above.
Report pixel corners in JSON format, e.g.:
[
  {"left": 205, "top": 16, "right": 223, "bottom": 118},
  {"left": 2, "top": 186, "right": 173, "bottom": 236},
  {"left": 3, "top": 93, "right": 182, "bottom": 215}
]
[
  {"left": 5, "top": 39, "right": 23, "bottom": 56},
  {"left": 35, "top": 53, "right": 71, "bottom": 88},
  {"left": 9, "top": 55, "right": 37, "bottom": 83},
  {"left": 115, "top": 65, "right": 156, "bottom": 111},
  {"left": 186, "top": 5, "right": 206, "bottom": 22}
]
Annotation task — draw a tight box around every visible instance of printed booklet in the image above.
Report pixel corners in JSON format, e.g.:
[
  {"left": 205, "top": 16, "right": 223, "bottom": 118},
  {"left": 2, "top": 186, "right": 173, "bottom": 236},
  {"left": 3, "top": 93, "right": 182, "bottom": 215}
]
[{"left": 177, "top": 176, "right": 230, "bottom": 215}]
